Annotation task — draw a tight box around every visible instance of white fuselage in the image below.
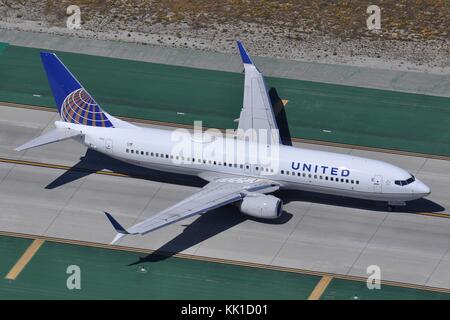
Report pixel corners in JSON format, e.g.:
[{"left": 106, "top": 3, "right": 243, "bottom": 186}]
[{"left": 59, "top": 121, "right": 431, "bottom": 203}]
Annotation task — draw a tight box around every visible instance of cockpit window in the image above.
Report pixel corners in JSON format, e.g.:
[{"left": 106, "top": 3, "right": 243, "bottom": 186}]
[{"left": 395, "top": 174, "right": 415, "bottom": 186}]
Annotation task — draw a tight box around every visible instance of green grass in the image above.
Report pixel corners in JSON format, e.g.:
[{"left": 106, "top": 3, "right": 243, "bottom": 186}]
[
  {"left": 2, "top": 236, "right": 449, "bottom": 299},
  {"left": 0, "top": 239, "right": 320, "bottom": 299},
  {"left": 0, "top": 43, "right": 8, "bottom": 56},
  {"left": 321, "top": 278, "right": 450, "bottom": 300}
]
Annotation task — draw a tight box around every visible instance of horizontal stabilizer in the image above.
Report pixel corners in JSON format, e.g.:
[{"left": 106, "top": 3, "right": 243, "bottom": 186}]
[{"left": 15, "top": 128, "right": 82, "bottom": 151}]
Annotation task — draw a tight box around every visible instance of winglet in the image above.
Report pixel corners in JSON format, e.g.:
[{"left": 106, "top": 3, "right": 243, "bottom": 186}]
[
  {"left": 104, "top": 212, "right": 129, "bottom": 234},
  {"left": 236, "top": 41, "right": 253, "bottom": 65}
]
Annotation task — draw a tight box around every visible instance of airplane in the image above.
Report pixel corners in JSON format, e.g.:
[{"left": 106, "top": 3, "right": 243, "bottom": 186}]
[{"left": 15, "top": 41, "right": 431, "bottom": 245}]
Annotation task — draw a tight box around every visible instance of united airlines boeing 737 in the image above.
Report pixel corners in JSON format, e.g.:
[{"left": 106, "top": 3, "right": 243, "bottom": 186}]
[{"left": 15, "top": 41, "right": 431, "bottom": 244}]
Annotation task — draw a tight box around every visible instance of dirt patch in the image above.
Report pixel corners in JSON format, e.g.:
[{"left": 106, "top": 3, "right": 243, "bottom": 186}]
[{"left": 0, "top": 0, "right": 449, "bottom": 72}]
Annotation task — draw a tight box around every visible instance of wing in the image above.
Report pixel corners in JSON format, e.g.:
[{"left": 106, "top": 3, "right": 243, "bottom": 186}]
[
  {"left": 236, "top": 41, "right": 281, "bottom": 144},
  {"left": 105, "top": 176, "right": 280, "bottom": 244}
]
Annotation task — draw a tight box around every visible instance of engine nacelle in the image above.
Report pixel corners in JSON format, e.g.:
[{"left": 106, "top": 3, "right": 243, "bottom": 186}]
[{"left": 238, "top": 195, "right": 283, "bottom": 219}]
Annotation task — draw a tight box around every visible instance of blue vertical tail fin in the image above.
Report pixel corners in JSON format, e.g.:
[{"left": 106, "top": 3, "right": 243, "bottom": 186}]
[{"left": 40, "top": 52, "right": 114, "bottom": 128}]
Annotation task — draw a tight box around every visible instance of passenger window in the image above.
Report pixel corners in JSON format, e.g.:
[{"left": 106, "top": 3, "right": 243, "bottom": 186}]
[
  {"left": 356, "top": 181, "right": 359, "bottom": 184},
  {"left": 314, "top": 175, "right": 317, "bottom": 179},
  {"left": 346, "top": 179, "right": 349, "bottom": 183},
  {"left": 131, "top": 150, "right": 134, "bottom": 154},
  {"left": 325, "top": 176, "right": 329, "bottom": 180},
  {"left": 281, "top": 170, "right": 284, "bottom": 174},
  {"left": 126, "top": 149, "right": 129, "bottom": 153},
  {"left": 146, "top": 152, "right": 149, "bottom": 156}
]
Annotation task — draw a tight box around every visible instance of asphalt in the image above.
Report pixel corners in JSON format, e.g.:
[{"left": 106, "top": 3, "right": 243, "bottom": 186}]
[{"left": 1, "top": 105, "right": 450, "bottom": 290}]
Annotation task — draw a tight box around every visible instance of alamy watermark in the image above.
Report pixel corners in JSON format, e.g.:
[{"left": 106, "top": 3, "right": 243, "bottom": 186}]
[
  {"left": 366, "top": 265, "right": 381, "bottom": 290},
  {"left": 367, "top": 5, "right": 381, "bottom": 30},
  {"left": 66, "top": 265, "right": 81, "bottom": 290},
  {"left": 66, "top": 5, "right": 81, "bottom": 30},
  {"left": 170, "top": 121, "right": 280, "bottom": 176}
]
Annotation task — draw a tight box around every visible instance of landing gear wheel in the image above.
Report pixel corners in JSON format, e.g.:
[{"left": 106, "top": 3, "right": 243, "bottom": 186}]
[{"left": 387, "top": 205, "right": 395, "bottom": 212}]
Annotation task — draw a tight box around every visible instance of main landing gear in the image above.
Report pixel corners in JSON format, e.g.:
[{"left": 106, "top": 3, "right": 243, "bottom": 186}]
[{"left": 387, "top": 201, "right": 406, "bottom": 212}]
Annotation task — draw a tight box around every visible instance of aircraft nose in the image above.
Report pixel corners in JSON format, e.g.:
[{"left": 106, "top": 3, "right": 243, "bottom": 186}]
[{"left": 415, "top": 180, "right": 431, "bottom": 197}]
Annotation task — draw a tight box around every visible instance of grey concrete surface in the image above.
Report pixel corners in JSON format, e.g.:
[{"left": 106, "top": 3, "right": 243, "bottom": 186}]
[
  {"left": 1, "top": 105, "right": 450, "bottom": 288},
  {"left": 1, "top": 29, "right": 450, "bottom": 97}
]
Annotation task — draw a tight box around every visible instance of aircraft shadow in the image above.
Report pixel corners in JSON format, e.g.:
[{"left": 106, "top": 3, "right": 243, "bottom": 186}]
[
  {"left": 274, "top": 189, "right": 445, "bottom": 214},
  {"left": 128, "top": 206, "right": 293, "bottom": 266},
  {"left": 269, "top": 87, "right": 292, "bottom": 146},
  {"left": 46, "top": 148, "right": 206, "bottom": 189}
]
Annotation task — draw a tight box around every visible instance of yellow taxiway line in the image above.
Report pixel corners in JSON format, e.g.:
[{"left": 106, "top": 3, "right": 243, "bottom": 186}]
[
  {"left": 308, "top": 276, "right": 333, "bottom": 300},
  {"left": 5, "top": 239, "right": 45, "bottom": 280},
  {"left": 0, "top": 156, "right": 128, "bottom": 178}
]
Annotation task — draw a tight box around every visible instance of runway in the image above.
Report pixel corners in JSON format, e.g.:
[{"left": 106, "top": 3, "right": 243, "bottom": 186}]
[{"left": 1, "top": 104, "right": 450, "bottom": 290}]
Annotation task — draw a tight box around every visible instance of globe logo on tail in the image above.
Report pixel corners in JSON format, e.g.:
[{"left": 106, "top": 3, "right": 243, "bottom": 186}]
[{"left": 61, "top": 88, "right": 114, "bottom": 127}]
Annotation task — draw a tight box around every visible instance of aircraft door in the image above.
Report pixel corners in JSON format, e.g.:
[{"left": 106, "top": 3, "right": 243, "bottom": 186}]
[
  {"left": 105, "top": 139, "right": 113, "bottom": 154},
  {"left": 373, "top": 175, "right": 382, "bottom": 193}
]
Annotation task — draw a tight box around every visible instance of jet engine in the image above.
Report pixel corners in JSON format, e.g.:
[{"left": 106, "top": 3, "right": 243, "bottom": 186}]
[{"left": 238, "top": 194, "right": 283, "bottom": 219}]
